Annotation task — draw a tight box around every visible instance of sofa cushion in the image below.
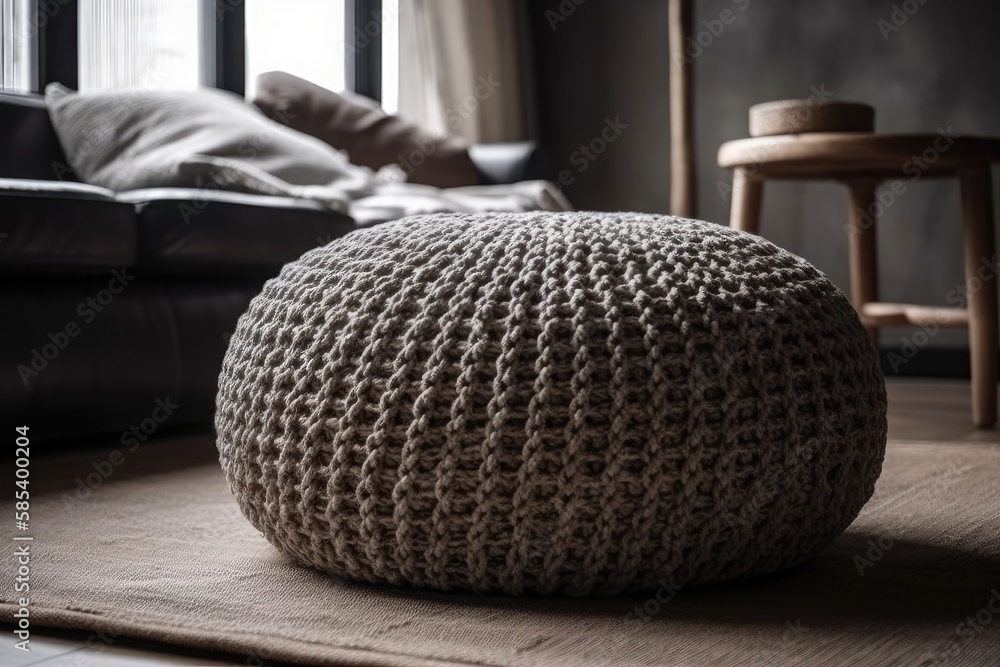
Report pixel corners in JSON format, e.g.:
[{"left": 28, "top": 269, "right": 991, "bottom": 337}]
[
  {"left": 253, "top": 71, "right": 480, "bottom": 189},
  {"left": 215, "top": 211, "right": 888, "bottom": 596},
  {"left": 469, "top": 142, "right": 551, "bottom": 185},
  {"left": 0, "top": 179, "right": 136, "bottom": 273},
  {"left": 118, "top": 188, "right": 358, "bottom": 275},
  {"left": 44, "top": 83, "right": 370, "bottom": 212},
  {"left": 2, "top": 277, "right": 263, "bottom": 440}
]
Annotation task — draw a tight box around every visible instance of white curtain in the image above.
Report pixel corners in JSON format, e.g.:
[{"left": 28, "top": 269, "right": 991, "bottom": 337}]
[
  {"left": 78, "top": 0, "right": 201, "bottom": 92},
  {"left": 398, "top": 0, "right": 536, "bottom": 143},
  {"left": 1, "top": 0, "right": 37, "bottom": 92}
]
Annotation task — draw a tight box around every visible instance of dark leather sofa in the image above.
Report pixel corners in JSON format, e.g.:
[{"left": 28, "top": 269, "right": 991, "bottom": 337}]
[{"left": 0, "top": 92, "right": 547, "bottom": 441}]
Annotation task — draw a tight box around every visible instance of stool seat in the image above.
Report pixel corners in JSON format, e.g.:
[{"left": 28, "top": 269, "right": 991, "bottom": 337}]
[
  {"left": 718, "top": 133, "right": 1000, "bottom": 179},
  {"left": 718, "top": 132, "right": 1000, "bottom": 428}
]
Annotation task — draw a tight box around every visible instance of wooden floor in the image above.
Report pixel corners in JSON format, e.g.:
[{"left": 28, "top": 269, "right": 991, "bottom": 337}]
[
  {"left": 6, "top": 378, "right": 997, "bottom": 667},
  {"left": 886, "top": 379, "right": 1000, "bottom": 445}
]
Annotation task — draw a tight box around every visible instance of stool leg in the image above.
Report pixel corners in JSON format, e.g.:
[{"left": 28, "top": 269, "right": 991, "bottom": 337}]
[
  {"left": 959, "top": 168, "right": 998, "bottom": 428},
  {"left": 730, "top": 167, "right": 763, "bottom": 234},
  {"left": 847, "top": 181, "right": 880, "bottom": 348}
]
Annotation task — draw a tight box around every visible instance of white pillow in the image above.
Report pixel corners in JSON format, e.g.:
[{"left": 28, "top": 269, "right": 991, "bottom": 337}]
[{"left": 44, "top": 83, "right": 376, "bottom": 212}]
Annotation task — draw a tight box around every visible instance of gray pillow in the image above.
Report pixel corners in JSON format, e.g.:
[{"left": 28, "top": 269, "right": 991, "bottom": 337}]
[{"left": 44, "top": 83, "right": 373, "bottom": 212}]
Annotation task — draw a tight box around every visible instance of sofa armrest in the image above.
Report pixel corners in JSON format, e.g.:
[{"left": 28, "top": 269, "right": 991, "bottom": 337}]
[
  {"left": 469, "top": 141, "right": 551, "bottom": 185},
  {"left": 0, "top": 92, "right": 75, "bottom": 181}
]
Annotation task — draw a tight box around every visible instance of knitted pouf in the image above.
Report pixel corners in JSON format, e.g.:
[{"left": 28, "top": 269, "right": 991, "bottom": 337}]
[{"left": 215, "top": 212, "right": 887, "bottom": 596}]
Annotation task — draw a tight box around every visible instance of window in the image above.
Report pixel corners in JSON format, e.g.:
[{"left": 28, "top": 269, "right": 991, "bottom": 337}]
[
  {"left": 0, "top": 0, "right": 36, "bottom": 92},
  {"left": 78, "top": 0, "right": 203, "bottom": 91},
  {"left": 245, "top": 0, "right": 345, "bottom": 99},
  {"left": 0, "top": 0, "right": 397, "bottom": 105},
  {"left": 380, "top": 0, "right": 398, "bottom": 113},
  {"left": 245, "top": 0, "right": 400, "bottom": 106}
]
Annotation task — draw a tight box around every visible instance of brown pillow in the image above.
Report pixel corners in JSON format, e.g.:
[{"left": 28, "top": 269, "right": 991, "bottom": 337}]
[{"left": 253, "top": 71, "right": 479, "bottom": 189}]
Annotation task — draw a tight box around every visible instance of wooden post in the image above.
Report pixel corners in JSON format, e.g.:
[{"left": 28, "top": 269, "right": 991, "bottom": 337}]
[
  {"left": 959, "top": 168, "right": 998, "bottom": 428},
  {"left": 668, "top": 0, "right": 695, "bottom": 218},
  {"left": 847, "top": 181, "right": 881, "bottom": 348},
  {"left": 730, "top": 167, "right": 763, "bottom": 234}
]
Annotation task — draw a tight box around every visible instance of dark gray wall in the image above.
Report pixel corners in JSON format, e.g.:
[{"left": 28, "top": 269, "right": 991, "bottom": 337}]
[{"left": 530, "top": 0, "right": 1000, "bottom": 352}]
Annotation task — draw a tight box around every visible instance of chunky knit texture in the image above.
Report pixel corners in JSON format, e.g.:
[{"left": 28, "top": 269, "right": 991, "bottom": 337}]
[{"left": 215, "top": 212, "right": 887, "bottom": 596}]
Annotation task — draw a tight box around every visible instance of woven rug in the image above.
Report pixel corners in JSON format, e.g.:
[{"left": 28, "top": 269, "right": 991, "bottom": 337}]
[{"left": 2, "top": 430, "right": 999, "bottom": 666}]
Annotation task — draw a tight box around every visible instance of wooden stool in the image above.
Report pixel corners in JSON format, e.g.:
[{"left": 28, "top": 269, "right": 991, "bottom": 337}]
[{"left": 718, "top": 133, "right": 1000, "bottom": 428}]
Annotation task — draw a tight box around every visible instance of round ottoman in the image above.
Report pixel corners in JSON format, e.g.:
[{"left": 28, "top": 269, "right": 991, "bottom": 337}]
[{"left": 215, "top": 212, "right": 887, "bottom": 596}]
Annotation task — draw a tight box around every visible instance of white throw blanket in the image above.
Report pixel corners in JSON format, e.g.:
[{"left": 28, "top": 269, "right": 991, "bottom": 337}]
[
  {"left": 348, "top": 180, "right": 574, "bottom": 226},
  {"left": 177, "top": 154, "right": 572, "bottom": 225}
]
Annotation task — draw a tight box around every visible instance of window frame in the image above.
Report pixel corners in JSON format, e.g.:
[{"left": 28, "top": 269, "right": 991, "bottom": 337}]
[
  {"left": 37, "top": 0, "right": 78, "bottom": 90},
  {"left": 23, "top": 0, "right": 380, "bottom": 99},
  {"left": 344, "top": 0, "right": 380, "bottom": 102},
  {"left": 208, "top": 0, "right": 245, "bottom": 96}
]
